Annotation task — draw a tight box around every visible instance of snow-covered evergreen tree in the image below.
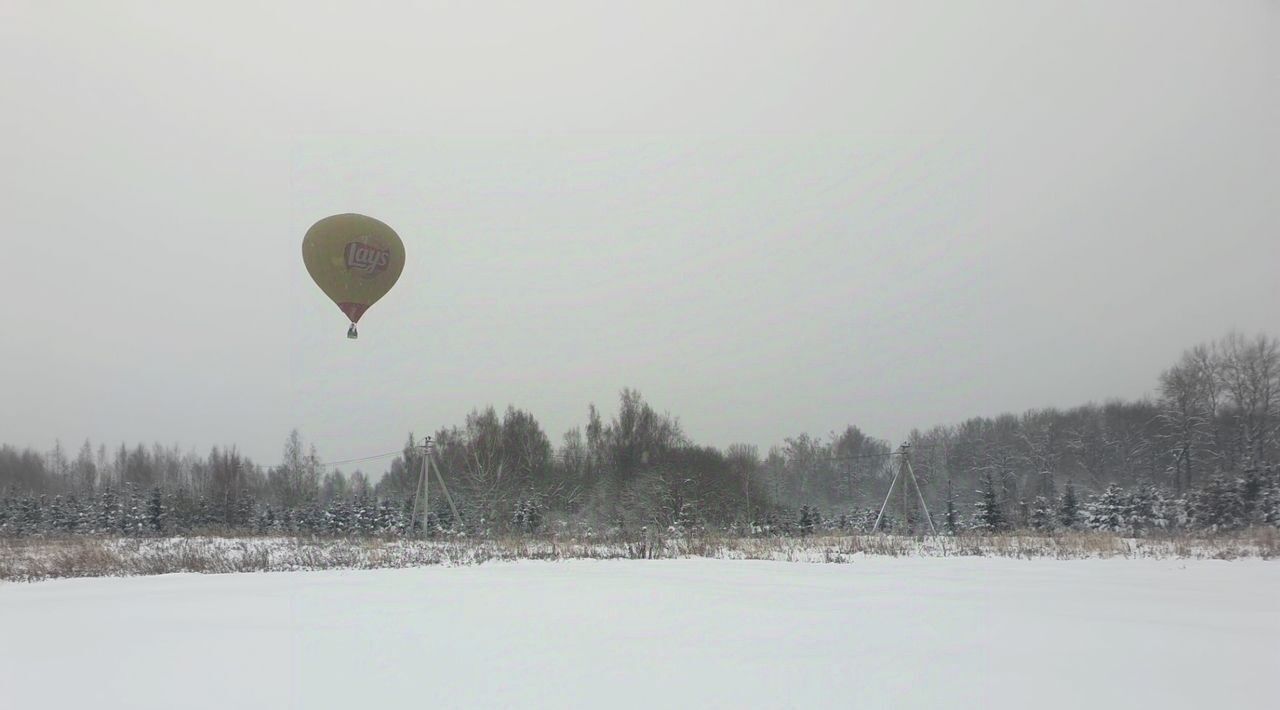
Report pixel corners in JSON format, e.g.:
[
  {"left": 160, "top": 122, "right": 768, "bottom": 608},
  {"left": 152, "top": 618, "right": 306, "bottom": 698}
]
[
  {"left": 1085, "top": 484, "right": 1130, "bottom": 533},
  {"left": 255, "top": 505, "right": 275, "bottom": 535},
  {"left": 167, "top": 487, "right": 194, "bottom": 534},
  {"left": 194, "top": 497, "right": 214, "bottom": 531},
  {"left": 298, "top": 494, "right": 322, "bottom": 534},
  {"left": 1058, "top": 482, "right": 1080, "bottom": 530},
  {"left": 511, "top": 498, "right": 545, "bottom": 535},
  {"left": 1149, "top": 489, "right": 1182, "bottom": 531},
  {"left": 146, "top": 487, "right": 166, "bottom": 535},
  {"left": 234, "top": 495, "right": 256, "bottom": 530},
  {"left": 971, "top": 473, "right": 1008, "bottom": 532},
  {"left": 351, "top": 495, "right": 374, "bottom": 536},
  {"left": 325, "top": 497, "right": 353, "bottom": 536},
  {"left": 47, "top": 495, "right": 68, "bottom": 534},
  {"left": 1029, "top": 496, "right": 1055, "bottom": 532},
  {"left": 1126, "top": 486, "right": 1159, "bottom": 533},
  {"left": 64, "top": 494, "right": 86, "bottom": 533},
  {"left": 1258, "top": 467, "right": 1280, "bottom": 527},
  {"left": 943, "top": 479, "right": 959, "bottom": 535},
  {"left": 798, "top": 505, "right": 816, "bottom": 536},
  {"left": 0, "top": 495, "right": 11, "bottom": 536},
  {"left": 95, "top": 487, "right": 119, "bottom": 534},
  {"left": 119, "top": 484, "right": 145, "bottom": 535},
  {"left": 14, "top": 497, "right": 42, "bottom": 536},
  {"left": 373, "top": 499, "right": 393, "bottom": 535},
  {"left": 1189, "top": 475, "right": 1245, "bottom": 532}
]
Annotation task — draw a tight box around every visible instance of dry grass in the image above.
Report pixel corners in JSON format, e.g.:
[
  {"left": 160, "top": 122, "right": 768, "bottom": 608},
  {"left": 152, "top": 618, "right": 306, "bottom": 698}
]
[{"left": 1, "top": 529, "right": 1275, "bottom": 583}]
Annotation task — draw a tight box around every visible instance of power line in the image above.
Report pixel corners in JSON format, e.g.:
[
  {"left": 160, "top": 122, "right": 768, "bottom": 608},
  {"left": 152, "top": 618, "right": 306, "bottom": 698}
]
[
  {"left": 320, "top": 450, "right": 402, "bottom": 468},
  {"left": 773, "top": 447, "right": 939, "bottom": 463},
  {"left": 319, "top": 444, "right": 937, "bottom": 469},
  {"left": 814, "top": 452, "right": 901, "bottom": 462}
]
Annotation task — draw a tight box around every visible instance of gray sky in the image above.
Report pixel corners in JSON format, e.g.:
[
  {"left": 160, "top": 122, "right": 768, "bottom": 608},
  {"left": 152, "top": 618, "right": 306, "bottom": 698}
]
[{"left": 3, "top": 1, "right": 1277, "bottom": 466}]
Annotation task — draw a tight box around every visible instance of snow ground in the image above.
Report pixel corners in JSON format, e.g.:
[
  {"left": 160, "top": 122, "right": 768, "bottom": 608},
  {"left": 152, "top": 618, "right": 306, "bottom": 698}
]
[{"left": 2, "top": 558, "right": 1277, "bottom": 709}]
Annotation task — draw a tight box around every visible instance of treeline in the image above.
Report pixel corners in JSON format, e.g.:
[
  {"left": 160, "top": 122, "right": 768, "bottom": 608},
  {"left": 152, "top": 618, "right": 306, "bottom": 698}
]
[
  {"left": 1, "top": 331, "right": 1277, "bottom": 537},
  {"left": 893, "top": 331, "right": 1279, "bottom": 522},
  {"left": 1, "top": 468, "right": 1275, "bottom": 538}
]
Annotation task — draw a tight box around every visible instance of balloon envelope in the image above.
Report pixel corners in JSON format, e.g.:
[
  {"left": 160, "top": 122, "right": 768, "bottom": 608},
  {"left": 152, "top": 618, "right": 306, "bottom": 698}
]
[{"left": 302, "top": 213, "right": 405, "bottom": 326}]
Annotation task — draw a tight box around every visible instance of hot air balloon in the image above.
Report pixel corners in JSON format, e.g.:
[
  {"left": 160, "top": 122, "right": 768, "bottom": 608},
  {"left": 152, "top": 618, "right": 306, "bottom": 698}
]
[{"left": 302, "top": 213, "right": 405, "bottom": 339}]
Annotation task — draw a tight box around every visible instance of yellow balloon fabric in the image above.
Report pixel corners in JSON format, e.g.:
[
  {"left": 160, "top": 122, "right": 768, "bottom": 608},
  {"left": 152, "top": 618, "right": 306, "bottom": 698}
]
[{"left": 302, "top": 214, "right": 405, "bottom": 326}]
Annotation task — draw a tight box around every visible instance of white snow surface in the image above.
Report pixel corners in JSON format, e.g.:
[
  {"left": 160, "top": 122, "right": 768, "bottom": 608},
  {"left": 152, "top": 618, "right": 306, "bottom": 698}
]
[{"left": 2, "top": 558, "right": 1277, "bottom": 709}]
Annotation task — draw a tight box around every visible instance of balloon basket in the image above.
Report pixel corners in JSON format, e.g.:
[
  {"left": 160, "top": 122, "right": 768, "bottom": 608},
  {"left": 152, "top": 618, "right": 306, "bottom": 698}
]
[{"left": 347, "top": 323, "right": 358, "bottom": 340}]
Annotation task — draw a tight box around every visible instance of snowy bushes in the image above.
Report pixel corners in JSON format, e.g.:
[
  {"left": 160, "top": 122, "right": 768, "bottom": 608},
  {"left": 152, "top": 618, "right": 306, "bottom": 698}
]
[{"left": 1081, "top": 485, "right": 1178, "bottom": 535}]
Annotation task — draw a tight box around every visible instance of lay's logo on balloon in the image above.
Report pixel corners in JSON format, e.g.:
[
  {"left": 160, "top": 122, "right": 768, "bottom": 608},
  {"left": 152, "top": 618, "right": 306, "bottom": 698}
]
[{"left": 344, "top": 242, "right": 391, "bottom": 276}]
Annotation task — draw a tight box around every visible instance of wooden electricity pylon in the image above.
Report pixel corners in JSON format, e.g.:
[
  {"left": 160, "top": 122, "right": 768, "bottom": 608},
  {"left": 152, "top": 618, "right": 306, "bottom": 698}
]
[{"left": 872, "top": 443, "right": 937, "bottom": 535}]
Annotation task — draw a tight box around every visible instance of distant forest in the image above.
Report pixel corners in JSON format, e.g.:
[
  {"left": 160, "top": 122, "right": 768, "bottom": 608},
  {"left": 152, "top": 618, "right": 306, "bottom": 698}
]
[{"left": 3, "top": 331, "right": 1277, "bottom": 537}]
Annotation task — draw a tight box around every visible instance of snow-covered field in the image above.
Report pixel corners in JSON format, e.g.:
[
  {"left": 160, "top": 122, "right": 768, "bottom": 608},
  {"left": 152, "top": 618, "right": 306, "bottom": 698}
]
[{"left": 2, "top": 558, "right": 1277, "bottom": 709}]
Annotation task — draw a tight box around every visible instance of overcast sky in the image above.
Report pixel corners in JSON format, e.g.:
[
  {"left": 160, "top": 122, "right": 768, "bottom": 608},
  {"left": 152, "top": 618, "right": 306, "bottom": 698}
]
[{"left": 3, "top": 1, "right": 1277, "bottom": 467}]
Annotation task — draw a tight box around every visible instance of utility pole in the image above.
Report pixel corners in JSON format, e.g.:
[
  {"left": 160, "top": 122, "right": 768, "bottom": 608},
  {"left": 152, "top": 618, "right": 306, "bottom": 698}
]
[
  {"left": 872, "top": 443, "right": 937, "bottom": 535},
  {"left": 411, "top": 437, "right": 430, "bottom": 537},
  {"left": 900, "top": 448, "right": 910, "bottom": 530},
  {"left": 904, "top": 445, "right": 937, "bottom": 535},
  {"left": 410, "top": 435, "right": 462, "bottom": 538}
]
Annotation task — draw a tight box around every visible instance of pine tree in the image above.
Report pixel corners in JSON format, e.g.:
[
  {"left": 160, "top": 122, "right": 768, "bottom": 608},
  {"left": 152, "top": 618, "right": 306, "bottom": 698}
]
[
  {"left": 1151, "top": 490, "right": 1181, "bottom": 531},
  {"left": 1259, "top": 466, "right": 1280, "bottom": 527},
  {"left": 798, "top": 506, "right": 815, "bottom": 537},
  {"left": 1085, "top": 484, "right": 1131, "bottom": 533},
  {"left": 776, "top": 508, "right": 796, "bottom": 535},
  {"left": 146, "top": 487, "right": 166, "bottom": 535},
  {"left": 400, "top": 497, "right": 416, "bottom": 536},
  {"left": 375, "top": 500, "right": 394, "bottom": 535},
  {"left": 65, "top": 494, "right": 85, "bottom": 533},
  {"left": 234, "top": 495, "right": 257, "bottom": 532},
  {"left": 511, "top": 500, "right": 527, "bottom": 533},
  {"left": 119, "top": 484, "right": 148, "bottom": 536},
  {"left": 971, "top": 472, "right": 1009, "bottom": 532},
  {"left": 255, "top": 506, "right": 275, "bottom": 535},
  {"left": 1190, "top": 475, "right": 1245, "bottom": 532},
  {"left": 194, "top": 497, "right": 213, "bottom": 531},
  {"left": 1127, "top": 486, "right": 1158, "bottom": 533},
  {"left": 16, "top": 497, "right": 43, "bottom": 536},
  {"left": 299, "top": 494, "right": 322, "bottom": 535},
  {"left": 674, "top": 500, "right": 695, "bottom": 535},
  {"left": 0, "top": 494, "right": 12, "bottom": 536},
  {"left": 1058, "top": 481, "right": 1080, "bottom": 530},
  {"left": 48, "top": 495, "right": 68, "bottom": 534},
  {"left": 352, "top": 495, "right": 374, "bottom": 535},
  {"left": 95, "top": 487, "right": 119, "bottom": 534},
  {"left": 325, "top": 498, "right": 352, "bottom": 536},
  {"left": 1029, "top": 496, "right": 1055, "bottom": 532},
  {"left": 1240, "top": 468, "right": 1266, "bottom": 525},
  {"left": 168, "top": 486, "right": 195, "bottom": 534}
]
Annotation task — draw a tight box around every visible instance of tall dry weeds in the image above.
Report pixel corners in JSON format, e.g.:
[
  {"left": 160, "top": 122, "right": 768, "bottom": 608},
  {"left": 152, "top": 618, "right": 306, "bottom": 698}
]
[{"left": 1, "top": 528, "right": 1274, "bottom": 583}]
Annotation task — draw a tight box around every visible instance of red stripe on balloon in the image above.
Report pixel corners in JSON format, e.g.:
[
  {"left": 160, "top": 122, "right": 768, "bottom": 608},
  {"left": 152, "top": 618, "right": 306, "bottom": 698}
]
[{"left": 338, "top": 302, "right": 370, "bottom": 323}]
